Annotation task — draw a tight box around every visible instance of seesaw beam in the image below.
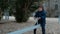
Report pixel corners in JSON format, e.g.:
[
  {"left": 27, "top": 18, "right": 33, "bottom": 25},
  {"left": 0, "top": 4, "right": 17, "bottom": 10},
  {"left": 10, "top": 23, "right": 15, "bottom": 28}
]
[{"left": 8, "top": 24, "right": 40, "bottom": 34}]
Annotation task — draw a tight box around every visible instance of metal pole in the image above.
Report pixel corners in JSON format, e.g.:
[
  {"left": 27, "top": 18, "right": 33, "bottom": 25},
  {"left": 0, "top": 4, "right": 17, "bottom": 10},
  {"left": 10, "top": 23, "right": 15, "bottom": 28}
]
[{"left": 38, "top": 0, "right": 41, "bottom": 6}]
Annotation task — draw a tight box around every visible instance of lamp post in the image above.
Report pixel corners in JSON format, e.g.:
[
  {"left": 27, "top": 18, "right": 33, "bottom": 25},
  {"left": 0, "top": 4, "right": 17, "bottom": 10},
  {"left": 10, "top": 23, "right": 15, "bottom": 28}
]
[
  {"left": 38, "top": 0, "right": 40, "bottom": 5},
  {"left": 48, "top": 0, "right": 50, "bottom": 14},
  {"left": 4, "top": 0, "right": 9, "bottom": 20}
]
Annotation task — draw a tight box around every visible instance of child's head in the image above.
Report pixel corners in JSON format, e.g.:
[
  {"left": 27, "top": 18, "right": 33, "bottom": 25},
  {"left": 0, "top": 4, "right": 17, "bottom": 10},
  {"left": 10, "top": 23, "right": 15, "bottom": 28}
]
[{"left": 38, "top": 5, "right": 44, "bottom": 11}]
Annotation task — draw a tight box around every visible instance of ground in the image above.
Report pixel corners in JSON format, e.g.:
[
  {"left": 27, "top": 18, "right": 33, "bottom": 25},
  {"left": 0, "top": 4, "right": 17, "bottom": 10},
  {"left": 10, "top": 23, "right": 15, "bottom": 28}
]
[{"left": 0, "top": 17, "right": 59, "bottom": 34}]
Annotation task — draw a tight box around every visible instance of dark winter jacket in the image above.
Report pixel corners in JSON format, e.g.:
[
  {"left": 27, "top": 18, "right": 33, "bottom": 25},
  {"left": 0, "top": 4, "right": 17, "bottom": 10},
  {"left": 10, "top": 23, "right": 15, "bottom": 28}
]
[{"left": 34, "top": 10, "right": 46, "bottom": 24}]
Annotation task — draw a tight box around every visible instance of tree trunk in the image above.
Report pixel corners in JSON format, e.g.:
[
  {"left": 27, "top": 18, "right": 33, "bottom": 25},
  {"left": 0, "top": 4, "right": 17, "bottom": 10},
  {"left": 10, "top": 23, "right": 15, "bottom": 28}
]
[{"left": 15, "top": 0, "right": 30, "bottom": 22}]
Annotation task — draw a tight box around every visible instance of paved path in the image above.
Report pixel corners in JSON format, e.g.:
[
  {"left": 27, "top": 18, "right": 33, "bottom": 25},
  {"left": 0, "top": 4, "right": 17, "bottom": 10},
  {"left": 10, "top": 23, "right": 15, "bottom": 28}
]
[{"left": 0, "top": 17, "right": 59, "bottom": 34}]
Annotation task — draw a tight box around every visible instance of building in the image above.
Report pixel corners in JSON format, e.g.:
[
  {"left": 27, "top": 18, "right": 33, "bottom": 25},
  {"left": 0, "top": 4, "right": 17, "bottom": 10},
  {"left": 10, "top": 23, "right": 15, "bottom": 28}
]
[{"left": 44, "top": 0, "right": 60, "bottom": 17}]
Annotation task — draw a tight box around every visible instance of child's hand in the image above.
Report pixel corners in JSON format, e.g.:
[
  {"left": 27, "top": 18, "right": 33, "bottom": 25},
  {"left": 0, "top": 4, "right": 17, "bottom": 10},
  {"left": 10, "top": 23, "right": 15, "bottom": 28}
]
[
  {"left": 38, "top": 17, "right": 41, "bottom": 19},
  {"left": 34, "top": 17, "right": 41, "bottom": 20}
]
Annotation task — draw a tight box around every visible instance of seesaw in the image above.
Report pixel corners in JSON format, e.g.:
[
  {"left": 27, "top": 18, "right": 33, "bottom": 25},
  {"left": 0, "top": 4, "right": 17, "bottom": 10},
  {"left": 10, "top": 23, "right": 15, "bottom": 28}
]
[
  {"left": 8, "top": 24, "right": 40, "bottom": 34},
  {"left": 8, "top": 18, "right": 40, "bottom": 34}
]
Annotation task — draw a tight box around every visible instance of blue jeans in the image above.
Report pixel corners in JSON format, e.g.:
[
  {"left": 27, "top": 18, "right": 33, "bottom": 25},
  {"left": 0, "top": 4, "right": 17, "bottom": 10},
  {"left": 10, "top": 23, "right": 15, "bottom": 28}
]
[{"left": 34, "top": 22, "right": 45, "bottom": 34}]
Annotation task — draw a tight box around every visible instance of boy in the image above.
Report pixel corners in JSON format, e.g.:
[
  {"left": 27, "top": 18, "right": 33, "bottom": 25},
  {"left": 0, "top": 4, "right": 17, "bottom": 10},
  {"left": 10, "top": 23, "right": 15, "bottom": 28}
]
[{"left": 34, "top": 5, "right": 46, "bottom": 34}]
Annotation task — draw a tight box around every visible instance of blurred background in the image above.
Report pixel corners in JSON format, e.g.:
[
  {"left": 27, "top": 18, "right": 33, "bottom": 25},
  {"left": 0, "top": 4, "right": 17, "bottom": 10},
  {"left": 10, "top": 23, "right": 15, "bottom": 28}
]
[
  {"left": 0, "top": 0, "right": 59, "bottom": 21},
  {"left": 0, "top": 0, "right": 60, "bottom": 34}
]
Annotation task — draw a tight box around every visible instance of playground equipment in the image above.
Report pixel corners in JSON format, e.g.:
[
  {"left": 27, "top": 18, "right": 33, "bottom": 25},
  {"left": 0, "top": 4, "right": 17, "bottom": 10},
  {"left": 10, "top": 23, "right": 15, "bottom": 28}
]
[{"left": 8, "top": 18, "right": 40, "bottom": 34}]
